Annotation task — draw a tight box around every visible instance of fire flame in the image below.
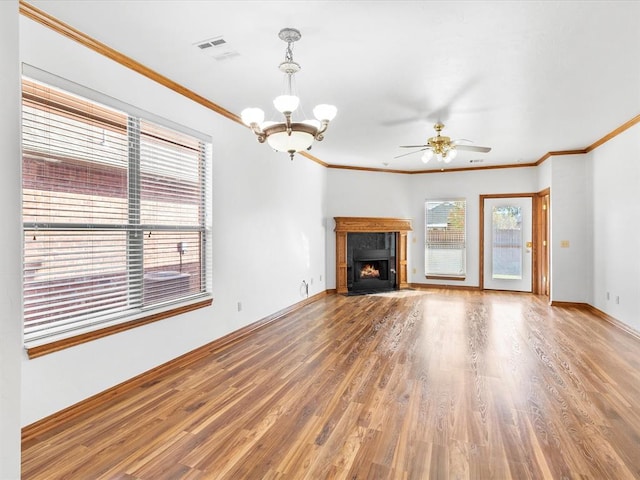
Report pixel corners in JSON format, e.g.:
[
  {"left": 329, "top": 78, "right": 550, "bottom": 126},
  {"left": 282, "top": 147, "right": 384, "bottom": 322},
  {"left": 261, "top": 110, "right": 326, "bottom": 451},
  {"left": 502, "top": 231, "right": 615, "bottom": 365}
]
[{"left": 360, "top": 264, "right": 380, "bottom": 279}]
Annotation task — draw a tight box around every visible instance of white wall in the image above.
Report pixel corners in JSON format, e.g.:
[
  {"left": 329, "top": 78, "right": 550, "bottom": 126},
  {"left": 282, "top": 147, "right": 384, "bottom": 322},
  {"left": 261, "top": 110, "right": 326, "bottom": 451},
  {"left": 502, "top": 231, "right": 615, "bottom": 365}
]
[
  {"left": 590, "top": 124, "right": 640, "bottom": 330},
  {"left": 0, "top": 2, "right": 23, "bottom": 477},
  {"left": 537, "top": 156, "right": 552, "bottom": 191},
  {"left": 408, "top": 168, "right": 538, "bottom": 287},
  {"left": 212, "top": 126, "right": 328, "bottom": 318},
  {"left": 325, "top": 167, "right": 539, "bottom": 289},
  {"left": 549, "top": 155, "right": 591, "bottom": 303},
  {"left": 325, "top": 169, "right": 412, "bottom": 289},
  {"left": 20, "top": 16, "right": 327, "bottom": 426}
]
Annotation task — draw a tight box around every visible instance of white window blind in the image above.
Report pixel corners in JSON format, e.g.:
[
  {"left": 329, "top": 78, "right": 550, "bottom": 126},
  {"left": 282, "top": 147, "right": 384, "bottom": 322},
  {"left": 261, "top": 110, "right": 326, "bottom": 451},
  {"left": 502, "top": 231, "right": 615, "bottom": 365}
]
[
  {"left": 425, "top": 199, "right": 466, "bottom": 277},
  {"left": 22, "top": 78, "right": 211, "bottom": 341}
]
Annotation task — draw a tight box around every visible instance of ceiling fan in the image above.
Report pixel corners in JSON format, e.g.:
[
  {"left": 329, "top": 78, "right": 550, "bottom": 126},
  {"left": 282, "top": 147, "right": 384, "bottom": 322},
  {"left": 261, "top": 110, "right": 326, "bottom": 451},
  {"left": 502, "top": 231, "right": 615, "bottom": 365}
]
[{"left": 395, "top": 122, "right": 491, "bottom": 164}]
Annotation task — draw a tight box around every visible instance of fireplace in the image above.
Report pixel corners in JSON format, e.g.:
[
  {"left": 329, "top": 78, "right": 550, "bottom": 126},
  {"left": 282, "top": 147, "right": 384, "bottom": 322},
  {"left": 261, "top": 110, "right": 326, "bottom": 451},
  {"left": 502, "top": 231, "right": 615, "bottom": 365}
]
[{"left": 335, "top": 217, "right": 412, "bottom": 295}]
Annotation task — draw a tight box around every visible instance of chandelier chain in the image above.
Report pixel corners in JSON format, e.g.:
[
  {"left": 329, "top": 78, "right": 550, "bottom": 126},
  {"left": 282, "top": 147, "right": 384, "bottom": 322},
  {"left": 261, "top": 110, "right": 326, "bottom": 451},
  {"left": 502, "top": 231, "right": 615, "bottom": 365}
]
[{"left": 284, "top": 40, "right": 295, "bottom": 64}]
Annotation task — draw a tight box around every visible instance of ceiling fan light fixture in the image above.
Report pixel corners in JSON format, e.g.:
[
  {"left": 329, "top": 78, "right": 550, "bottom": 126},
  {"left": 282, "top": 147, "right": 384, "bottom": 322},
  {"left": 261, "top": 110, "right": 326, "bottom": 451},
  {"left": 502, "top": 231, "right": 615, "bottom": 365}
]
[
  {"left": 242, "top": 27, "right": 337, "bottom": 160},
  {"left": 445, "top": 147, "right": 457, "bottom": 162},
  {"left": 395, "top": 123, "right": 491, "bottom": 166}
]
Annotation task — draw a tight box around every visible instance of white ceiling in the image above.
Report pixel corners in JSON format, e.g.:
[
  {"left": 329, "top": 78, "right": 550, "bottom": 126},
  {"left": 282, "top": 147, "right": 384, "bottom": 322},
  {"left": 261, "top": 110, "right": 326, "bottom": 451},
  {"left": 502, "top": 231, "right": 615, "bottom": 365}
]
[{"left": 27, "top": 0, "right": 640, "bottom": 172}]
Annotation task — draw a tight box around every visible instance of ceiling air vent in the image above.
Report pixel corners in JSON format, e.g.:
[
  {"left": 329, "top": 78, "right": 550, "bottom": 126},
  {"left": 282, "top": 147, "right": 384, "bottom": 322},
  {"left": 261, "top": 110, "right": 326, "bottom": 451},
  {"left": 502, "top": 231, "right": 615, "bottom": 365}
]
[{"left": 194, "top": 36, "right": 239, "bottom": 61}]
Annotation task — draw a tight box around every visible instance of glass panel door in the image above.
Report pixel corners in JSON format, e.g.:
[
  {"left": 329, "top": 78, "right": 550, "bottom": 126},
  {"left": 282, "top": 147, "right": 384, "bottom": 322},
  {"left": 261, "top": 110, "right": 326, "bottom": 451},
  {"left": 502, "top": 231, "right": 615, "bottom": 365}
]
[{"left": 483, "top": 197, "right": 532, "bottom": 292}]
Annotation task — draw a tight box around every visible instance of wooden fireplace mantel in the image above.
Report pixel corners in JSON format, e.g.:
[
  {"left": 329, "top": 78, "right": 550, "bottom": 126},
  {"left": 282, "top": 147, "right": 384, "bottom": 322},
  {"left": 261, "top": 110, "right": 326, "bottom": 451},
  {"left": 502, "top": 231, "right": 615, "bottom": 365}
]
[{"left": 334, "top": 217, "right": 412, "bottom": 294}]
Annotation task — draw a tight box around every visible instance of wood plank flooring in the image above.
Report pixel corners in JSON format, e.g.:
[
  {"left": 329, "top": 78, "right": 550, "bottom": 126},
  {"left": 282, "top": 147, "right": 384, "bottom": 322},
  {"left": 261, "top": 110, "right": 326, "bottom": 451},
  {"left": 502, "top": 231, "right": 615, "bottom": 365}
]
[{"left": 21, "top": 290, "right": 640, "bottom": 479}]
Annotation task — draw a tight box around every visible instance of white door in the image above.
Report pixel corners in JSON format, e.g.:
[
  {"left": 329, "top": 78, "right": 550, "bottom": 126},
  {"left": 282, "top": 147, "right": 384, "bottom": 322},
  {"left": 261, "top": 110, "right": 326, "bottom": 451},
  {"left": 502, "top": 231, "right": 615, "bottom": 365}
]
[{"left": 483, "top": 197, "right": 532, "bottom": 292}]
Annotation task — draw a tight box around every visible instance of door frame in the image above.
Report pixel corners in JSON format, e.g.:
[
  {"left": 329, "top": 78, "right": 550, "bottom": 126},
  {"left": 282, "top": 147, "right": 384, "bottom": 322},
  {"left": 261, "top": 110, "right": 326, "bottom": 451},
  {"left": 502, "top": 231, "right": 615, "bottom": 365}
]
[
  {"left": 534, "top": 188, "right": 550, "bottom": 297},
  {"left": 479, "top": 192, "right": 545, "bottom": 293}
]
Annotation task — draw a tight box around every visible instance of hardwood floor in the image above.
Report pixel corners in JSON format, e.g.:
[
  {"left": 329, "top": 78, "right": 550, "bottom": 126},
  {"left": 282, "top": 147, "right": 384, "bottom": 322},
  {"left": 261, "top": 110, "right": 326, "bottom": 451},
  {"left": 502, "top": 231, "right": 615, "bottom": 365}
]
[{"left": 22, "top": 290, "right": 640, "bottom": 479}]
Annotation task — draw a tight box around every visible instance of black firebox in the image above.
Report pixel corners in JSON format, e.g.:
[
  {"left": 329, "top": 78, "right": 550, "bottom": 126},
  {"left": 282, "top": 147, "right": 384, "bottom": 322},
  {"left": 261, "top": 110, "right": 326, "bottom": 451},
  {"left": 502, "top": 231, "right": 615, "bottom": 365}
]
[{"left": 347, "top": 233, "right": 396, "bottom": 293}]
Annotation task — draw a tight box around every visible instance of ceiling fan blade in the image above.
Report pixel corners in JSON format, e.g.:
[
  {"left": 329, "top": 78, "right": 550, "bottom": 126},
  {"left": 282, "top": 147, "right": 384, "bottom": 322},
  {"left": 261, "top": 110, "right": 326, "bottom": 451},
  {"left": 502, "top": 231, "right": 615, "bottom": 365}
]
[
  {"left": 394, "top": 148, "right": 428, "bottom": 159},
  {"left": 456, "top": 145, "right": 492, "bottom": 153},
  {"left": 399, "top": 144, "right": 429, "bottom": 148}
]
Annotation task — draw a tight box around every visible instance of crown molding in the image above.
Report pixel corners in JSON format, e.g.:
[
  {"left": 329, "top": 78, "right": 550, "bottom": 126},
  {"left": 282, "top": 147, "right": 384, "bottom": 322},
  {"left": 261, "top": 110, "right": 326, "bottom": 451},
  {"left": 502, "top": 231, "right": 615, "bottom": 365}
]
[
  {"left": 534, "top": 149, "right": 588, "bottom": 166},
  {"left": 19, "top": 1, "right": 241, "bottom": 126},
  {"left": 586, "top": 113, "right": 640, "bottom": 152}
]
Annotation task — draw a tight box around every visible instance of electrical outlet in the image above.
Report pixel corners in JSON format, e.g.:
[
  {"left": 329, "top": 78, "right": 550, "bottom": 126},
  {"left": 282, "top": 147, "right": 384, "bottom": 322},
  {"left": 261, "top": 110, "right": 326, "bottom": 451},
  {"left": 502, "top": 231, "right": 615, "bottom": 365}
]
[
  {"left": 616, "top": 296, "right": 620, "bottom": 304},
  {"left": 237, "top": 301, "right": 242, "bottom": 312},
  {"left": 310, "top": 277, "right": 314, "bottom": 285},
  {"left": 606, "top": 292, "right": 610, "bottom": 300},
  {"left": 412, "top": 267, "right": 417, "bottom": 274},
  {"left": 319, "top": 274, "right": 322, "bottom": 282}
]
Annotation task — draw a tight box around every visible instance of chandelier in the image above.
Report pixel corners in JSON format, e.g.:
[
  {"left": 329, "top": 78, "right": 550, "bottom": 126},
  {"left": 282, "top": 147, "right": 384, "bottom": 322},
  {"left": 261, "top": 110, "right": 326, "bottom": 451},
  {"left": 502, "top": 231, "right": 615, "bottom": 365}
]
[{"left": 241, "top": 28, "right": 337, "bottom": 160}]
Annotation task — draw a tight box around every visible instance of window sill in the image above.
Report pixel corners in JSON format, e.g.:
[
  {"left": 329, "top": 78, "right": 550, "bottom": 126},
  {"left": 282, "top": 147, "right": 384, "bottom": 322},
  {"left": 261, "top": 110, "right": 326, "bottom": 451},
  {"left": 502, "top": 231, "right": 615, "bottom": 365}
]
[
  {"left": 25, "top": 296, "right": 213, "bottom": 359},
  {"left": 425, "top": 275, "right": 466, "bottom": 281}
]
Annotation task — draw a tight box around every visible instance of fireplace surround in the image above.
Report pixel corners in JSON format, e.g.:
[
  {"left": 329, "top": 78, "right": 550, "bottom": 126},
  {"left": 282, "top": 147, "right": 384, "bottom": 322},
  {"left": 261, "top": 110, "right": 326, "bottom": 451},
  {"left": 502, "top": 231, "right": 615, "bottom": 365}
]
[{"left": 334, "top": 217, "right": 412, "bottom": 294}]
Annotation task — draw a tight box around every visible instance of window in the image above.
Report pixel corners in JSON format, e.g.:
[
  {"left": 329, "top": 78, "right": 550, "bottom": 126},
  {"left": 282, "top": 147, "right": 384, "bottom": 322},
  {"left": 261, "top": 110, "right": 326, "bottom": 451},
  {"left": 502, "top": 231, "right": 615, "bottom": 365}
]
[
  {"left": 491, "top": 205, "right": 523, "bottom": 280},
  {"left": 425, "top": 199, "right": 466, "bottom": 278},
  {"left": 22, "top": 77, "right": 212, "bottom": 343}
]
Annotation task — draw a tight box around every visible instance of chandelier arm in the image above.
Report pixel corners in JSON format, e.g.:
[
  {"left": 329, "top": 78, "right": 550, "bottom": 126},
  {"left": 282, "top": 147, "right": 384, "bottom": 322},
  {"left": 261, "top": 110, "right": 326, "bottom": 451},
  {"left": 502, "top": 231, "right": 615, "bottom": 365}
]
[
  {"left": 247, "top": 122, "right": 267, "bottom": 143},
  {"left": 315, "top": 120, "right": 330, "bottom": 138},
  {"left": 248, "top": 123, "right": 265, "bottom": 136},
  {"left": 284, "top": 112, "right": 293, "bottom": 135}
]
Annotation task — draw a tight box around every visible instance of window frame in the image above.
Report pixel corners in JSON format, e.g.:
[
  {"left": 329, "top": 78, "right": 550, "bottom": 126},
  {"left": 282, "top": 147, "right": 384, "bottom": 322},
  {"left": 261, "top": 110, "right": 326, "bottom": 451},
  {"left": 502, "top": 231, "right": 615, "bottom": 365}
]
[
  {"left": 424, "top": 198, "right": 467, "bottom": 280},
  {"left": 22, "top": 66, "right": 213, "bottom": 355}
]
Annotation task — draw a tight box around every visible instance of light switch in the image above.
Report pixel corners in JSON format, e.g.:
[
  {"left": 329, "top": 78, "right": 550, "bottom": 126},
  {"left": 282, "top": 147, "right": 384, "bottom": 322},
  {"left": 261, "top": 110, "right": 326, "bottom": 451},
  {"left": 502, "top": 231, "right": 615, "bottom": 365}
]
[{"left": 560, "top": 240, "right": 570, "bottom": 248}]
